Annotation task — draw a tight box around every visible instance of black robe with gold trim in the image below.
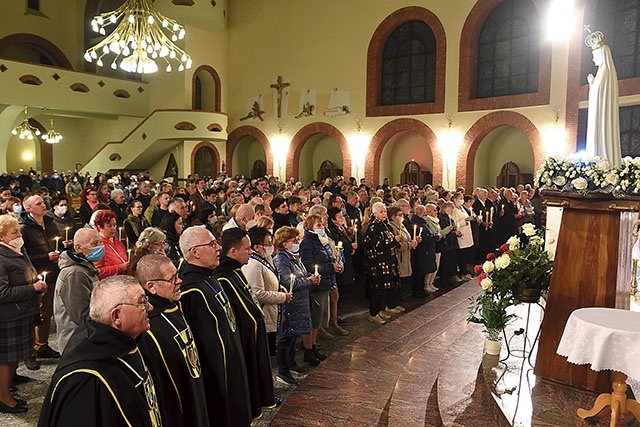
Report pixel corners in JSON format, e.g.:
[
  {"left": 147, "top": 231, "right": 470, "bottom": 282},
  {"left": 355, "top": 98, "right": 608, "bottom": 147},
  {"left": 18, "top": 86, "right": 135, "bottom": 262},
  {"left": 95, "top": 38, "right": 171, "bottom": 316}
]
[
  {"left": 139, "top": 293, "right": 209, "bottom": 427},
  {"left": 178, "top": 262, "right": 252, "bottom": 427},
  {"left": 214, "top": 255, "right": 276, "bottom": 419},
  {"left": 38, "top": 321, "right": 161, "bottom": 427}
]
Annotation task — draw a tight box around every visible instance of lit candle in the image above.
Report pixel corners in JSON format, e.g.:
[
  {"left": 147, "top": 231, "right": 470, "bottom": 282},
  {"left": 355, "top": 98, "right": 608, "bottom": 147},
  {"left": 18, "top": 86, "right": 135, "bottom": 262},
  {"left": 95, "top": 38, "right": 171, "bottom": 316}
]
[
  {"left": 126, "top": 236, "right": 130, "bottom": 249},
  {"left": 290, "top": 274, "right": 295, "bottom": 292},
  {"left": 178, "top": 257, "right": 184, "bottom": 271},
  {"left": 127, "top": 249, "right": 131, "bottom": 263},
  {"left": 54, "top": 236, "right": 60, "bottom": 252},
  {"left": 418, "top": 227, "right": 423, "bottom": 237},
  {"left": 489, "top": 207, "right": 494, "bottom": 223},
  {"left": 314, "top": 265, "right": 319, "bottom": 275},
  {"left": 119, "top": 227, "right": 124, "bottom": 241},
  {"left": 413, "top": 224, "right": 417, "bottom": 240},
  {"left": 65, "top": 226, "right": 70, "bottom": 242},
  {"left": 41, "top": 271, "right": 47, "bottom": 282},
  {"left": 354, "top": 224, "right": 358, "bottom": 244},
  {"left": 479, "top": 210, "right": 483, "bottom": 223}
]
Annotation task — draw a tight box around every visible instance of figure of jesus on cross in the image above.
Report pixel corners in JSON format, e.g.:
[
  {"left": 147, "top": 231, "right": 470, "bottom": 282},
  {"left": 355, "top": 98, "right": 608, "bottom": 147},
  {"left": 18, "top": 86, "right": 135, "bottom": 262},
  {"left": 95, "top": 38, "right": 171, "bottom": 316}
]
[{"left": 270, "top": 75, "right": 290, "bottom": 118}]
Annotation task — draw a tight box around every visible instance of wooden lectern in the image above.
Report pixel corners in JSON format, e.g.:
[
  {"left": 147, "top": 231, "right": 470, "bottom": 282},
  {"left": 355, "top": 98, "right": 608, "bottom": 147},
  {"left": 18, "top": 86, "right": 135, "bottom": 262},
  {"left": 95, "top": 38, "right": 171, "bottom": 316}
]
[{"left": 535, "top": 191, "right": 640, "bottom": 393}]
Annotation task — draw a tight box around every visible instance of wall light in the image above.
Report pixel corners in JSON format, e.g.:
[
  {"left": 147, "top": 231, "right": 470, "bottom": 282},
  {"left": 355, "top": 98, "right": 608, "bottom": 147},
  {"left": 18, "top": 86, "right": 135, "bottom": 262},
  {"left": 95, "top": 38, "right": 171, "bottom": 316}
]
[
  {"left": 545, "top": 0, "right": 576, "bottom": 42},
  {"left": 438, "top": 115, "right": 463, "bottom": 188},
  {"left": 270, "top": 123, "right": 289, "bottom": 179},
  {"left": 348, "top": 119, "right": 369, "bottom": 179}
]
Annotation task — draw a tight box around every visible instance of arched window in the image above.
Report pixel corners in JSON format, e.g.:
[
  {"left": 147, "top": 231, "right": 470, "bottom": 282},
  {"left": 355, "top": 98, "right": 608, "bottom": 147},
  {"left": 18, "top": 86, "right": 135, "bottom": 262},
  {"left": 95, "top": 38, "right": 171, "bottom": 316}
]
[
  {"left": 193, "top": 145, "right": 217, "bottom": 177},
  {"left": 582, "top": 0, "right": 640, "bottom": 81},
  {"left": 381, "top": 21, "right": 436, "bottom": 105},
  {"left": 476, "top": 0, "right": 540, "bottom": 98}
]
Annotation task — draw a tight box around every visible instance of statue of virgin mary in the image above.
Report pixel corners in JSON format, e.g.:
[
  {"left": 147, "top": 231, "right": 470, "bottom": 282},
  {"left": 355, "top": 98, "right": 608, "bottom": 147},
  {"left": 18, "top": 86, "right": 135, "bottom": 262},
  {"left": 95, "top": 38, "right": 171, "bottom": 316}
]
[{"left": 585, "top": 30, "right": 622, "bottom": 167}]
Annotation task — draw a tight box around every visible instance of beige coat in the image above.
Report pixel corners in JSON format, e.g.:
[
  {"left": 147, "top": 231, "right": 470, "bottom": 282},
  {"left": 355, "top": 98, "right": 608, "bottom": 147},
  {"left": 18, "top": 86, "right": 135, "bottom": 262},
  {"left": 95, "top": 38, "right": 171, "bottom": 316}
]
[
  {"left": 242, "top": 254, "right": 286, "bottom": 333},
  {"left": 452, "top": 206, "right": 474, "bottom": 249},
  {"left": 388, "top": 220, "right": 413, "bottom": 278}
]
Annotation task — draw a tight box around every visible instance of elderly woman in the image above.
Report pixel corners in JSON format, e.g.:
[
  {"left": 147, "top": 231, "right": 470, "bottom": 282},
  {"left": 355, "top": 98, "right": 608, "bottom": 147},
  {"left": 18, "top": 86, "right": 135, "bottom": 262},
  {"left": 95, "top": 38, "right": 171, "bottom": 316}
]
[
  {"left": 127, "top": 227, "right": 166, "bottom": 275},
  {"left": 0, "top": 215, "right": 47, "bottom": 413},
  {"left": 299, "top": 213, "right": 341, "bottom": 365},
  {"left": 363, "top": 202, "right": 401, "bottom": 324},
  {"left": 387, "top": 205, "right": 416, "bottom": 313},
  {"left": 272, "top": 226, "right": 318, "bottom": 385},
  {"left": 242, "top": 227, "right": 288, "bottom": 356},
  {"left": 93, "top": 210, "right": 129, "bottom": 279},
  {"left": 159, "top": 212, "right": 184, "bottom": 262},
  {"left": 123, "top": 200, "right": 151, "bottom": 249}
]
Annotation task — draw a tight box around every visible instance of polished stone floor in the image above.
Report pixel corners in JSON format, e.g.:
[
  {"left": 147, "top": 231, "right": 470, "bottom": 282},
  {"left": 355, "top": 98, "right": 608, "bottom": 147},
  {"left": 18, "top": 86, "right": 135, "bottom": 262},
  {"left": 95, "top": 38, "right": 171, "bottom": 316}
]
[{"left": 4, "top": 280, "right": 640, "bottom": 426}]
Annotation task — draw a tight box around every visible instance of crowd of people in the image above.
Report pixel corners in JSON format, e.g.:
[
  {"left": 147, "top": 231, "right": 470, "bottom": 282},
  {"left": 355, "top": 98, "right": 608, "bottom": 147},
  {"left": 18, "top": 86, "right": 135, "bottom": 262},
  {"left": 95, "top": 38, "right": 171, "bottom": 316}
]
[{"left": 0, "top": 167, "right": 545, "bottom": 425}]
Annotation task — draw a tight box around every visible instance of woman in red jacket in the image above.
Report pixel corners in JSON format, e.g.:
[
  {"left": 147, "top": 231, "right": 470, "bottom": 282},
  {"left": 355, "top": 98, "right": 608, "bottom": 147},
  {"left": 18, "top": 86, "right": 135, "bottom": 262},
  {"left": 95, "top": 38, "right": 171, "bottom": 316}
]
[{"left": 93, "top": 210, "right": 128, "bottom": 278}]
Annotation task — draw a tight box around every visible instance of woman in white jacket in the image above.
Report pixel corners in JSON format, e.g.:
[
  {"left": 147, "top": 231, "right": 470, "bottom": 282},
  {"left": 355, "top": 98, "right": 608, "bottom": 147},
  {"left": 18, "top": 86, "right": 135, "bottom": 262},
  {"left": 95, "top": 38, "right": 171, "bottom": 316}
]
[
  {"left": 242, "top": 226, "right": 291, "bottom": 356},
  {"left": 452, "top": 192, "right": 474, "bottom": 280}
]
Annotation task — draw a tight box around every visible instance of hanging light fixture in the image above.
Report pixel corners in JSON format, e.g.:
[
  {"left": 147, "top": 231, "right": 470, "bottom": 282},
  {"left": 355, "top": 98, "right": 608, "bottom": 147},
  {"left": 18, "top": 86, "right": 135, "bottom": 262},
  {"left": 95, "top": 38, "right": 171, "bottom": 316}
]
[
  {"left": 11, "top": 106, "right": 41, "bottom": 140},
  {"left": 43, "top": 118, "right": 63, "bottom": 144},
  {"left": 85, "top": 0, "right": 193, "bottom": 74}
]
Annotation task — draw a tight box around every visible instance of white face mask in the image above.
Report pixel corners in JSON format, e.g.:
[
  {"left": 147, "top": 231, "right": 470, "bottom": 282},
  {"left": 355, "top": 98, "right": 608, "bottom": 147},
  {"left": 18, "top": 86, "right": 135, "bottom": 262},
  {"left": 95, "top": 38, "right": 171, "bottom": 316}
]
[
  {"left": 12, "top": 205, "right": 22, "bottom": 214},
  {"left": 7, "top": 237, "right": 24, "bottom": 250},
  {"left": 264, "top": 245, "right": 275, "bottom": 257},
  {"left": 55, "top": 205, "right": 68, "bottom": 216}
]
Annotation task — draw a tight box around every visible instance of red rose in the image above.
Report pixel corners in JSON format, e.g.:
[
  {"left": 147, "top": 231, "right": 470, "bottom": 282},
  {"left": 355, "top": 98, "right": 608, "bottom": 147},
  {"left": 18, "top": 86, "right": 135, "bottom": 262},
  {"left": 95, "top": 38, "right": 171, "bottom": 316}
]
[
  {"left": 486, "top": 253, "right": 496, "bottom": 261},
  {"left": 477, "top": 273, "right": 486, "bottom": 285},
  {"left": 499, "top": 243, "right": 510, "bottom": 253},
  {"left": 474, "top": 265, "right": 483, "bottom": 275}
]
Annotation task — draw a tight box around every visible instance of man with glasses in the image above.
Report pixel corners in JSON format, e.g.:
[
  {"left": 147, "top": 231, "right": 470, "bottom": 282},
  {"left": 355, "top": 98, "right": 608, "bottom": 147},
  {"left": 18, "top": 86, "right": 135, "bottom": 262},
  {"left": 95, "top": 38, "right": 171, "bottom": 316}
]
[
  {"left": 136, "top": 255, "right": 208, "bottom": 427},
  {"left": 178, "top": 226, "right": 251, "bottom": 427},
  {"left": 214, "top": 228, "right": 277, "bottom": 420},
  {"left": 39, "top": 275, "right": 162, "bottom": 427}
]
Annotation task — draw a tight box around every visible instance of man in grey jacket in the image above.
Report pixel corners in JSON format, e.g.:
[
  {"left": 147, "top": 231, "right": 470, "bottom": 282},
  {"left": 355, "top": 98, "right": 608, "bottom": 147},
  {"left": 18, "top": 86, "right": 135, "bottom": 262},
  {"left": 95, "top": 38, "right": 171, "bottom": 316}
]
[{"left": 53, "top": 228, "right": 103, "bottom": 353}]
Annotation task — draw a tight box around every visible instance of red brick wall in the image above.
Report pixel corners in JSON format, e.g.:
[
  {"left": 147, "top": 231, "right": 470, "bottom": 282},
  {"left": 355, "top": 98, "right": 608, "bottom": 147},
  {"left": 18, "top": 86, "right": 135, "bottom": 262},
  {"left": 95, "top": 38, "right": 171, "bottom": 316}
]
[
  {"left": 226, "top": 126, "right": 273, "bottom": 176},
  {"left": 287, "top": 122, "right": 351, "bottom": 180}
]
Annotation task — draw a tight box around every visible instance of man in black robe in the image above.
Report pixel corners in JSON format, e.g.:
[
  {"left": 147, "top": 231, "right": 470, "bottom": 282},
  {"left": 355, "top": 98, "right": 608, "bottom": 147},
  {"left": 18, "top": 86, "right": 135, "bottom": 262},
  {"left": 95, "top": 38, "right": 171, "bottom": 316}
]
[
  {"left": 495, "top": 188, "right": 522, "bottom": 246},
  {"left": 38, "top": 276, "right": 162, "bottom": 427},
  {"left": 178, "top": 226, "right": 252, "bottom": 427},
  {"left": 136, "top": 255, "right": 209, "bottom": 427},
  {"left": 214, "top": 228, "right": 277, "bottom": 420},
  {"left": 472, "top": 188, "right": 496, "bottom": 262}
]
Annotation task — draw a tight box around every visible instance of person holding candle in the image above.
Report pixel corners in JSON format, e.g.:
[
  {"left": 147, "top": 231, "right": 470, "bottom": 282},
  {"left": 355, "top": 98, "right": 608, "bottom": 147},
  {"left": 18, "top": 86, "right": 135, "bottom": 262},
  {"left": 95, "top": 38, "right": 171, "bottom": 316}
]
[
  {"left": 387, "top": 206, "right": 416, "bottom": 312},
  {"left": 273, "top": 226, "right": 319, "bottom": 382},
  {"left": 47, "top": 196, "right": 76, "bottom": 249},
  {"left": 93, "top": 210, "right": 129, "bottom": 279},
  {"left": 19, "top": 195, "right": 61, "bottom": 365},
  {"left": 0, "top": 215, "right": 46, "bottom": 413},
  {"left": 472, "top": 188, "right": 495, "bottom": 264},
  {"left": 452, "top": 192, "right": 474, "bottom": 282},
  {"left": 327, "top": 207, "right": 355, "bottom": 335},
  {"left": 411, "top": 204, "right": 442, "bottom": 296}
]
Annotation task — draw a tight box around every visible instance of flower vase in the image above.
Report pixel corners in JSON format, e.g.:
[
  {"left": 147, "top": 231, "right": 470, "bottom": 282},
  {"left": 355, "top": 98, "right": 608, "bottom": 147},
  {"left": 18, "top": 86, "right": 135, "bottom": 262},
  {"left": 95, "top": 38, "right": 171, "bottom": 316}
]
[
  {"left": 517, "top": 288, "right": 542, "bottom": 304},
  {"left": 484, "top": 328, "right": 502, "bottom": 355}
]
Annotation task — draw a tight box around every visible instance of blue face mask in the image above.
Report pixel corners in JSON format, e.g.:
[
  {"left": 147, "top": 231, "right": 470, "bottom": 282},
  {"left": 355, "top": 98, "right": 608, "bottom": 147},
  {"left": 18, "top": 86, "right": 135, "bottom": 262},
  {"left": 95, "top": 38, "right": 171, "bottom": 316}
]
[
  {"left": 423, "top": 215, "right": 429, "bottom": 221},
  {"left": 290, "top": 243, "right": 300, "bottom": 254},
  {"left": 87, "top": 245, "right": 105, "bottom": 262}
]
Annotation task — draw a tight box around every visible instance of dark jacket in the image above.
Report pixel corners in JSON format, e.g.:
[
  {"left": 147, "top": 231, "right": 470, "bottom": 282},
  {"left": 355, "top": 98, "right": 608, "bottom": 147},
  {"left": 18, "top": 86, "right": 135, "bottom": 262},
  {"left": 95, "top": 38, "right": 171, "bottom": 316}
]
[
  {"left": 272, "top": 211, "right": 294, "bottom": 232},
  {"left": 46, "top": 211, "right": 77, "bottom": 244},
  {"left": 123, "top": 214, "right": 150, "bottom": 248},
  {"left": 109, "top": 200, "right": 128, "bottom": 227},
  {"left": 19, "top": 212, "right": 60, "bottom": 284},
  {"left": 327, "top": 222, "right": 355, "bottom": 290},
  {"left": 0, "top": 244, "right": 39, "bottom": 321},
  {"left": 410, "top": 215, "right": 439, "bottom": 276},
  {"left": 363, "top": 219, "right": 400, "bottom": 290},
  {"left": 272, "top": 250, "right": 313, "bottom": 336},
  {"left": 437, "top": 213, "right": 458, "bottom": 253},
  {"left": 163, "top": 231, "right": 183, "bottom": 262},
  {"left": 299, "top": 229, "right": 336, "bottom": 292}
]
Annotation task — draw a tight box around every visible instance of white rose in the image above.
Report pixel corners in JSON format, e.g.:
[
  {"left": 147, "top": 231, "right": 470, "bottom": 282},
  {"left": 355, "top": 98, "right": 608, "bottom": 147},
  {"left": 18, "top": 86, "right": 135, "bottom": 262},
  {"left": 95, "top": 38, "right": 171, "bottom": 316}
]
[
  {"left": 553, "top": 176, "right": 566, "bottom": 186},
  {"left": 480, "top": 277, "right": 493, "bottom": 291},
  {"left": 506, "top": 235, "right": 520, "bottom": 251},
  {"left": 572, "top": 177, "right": 588, "bottom": 190},
  {"left": 605, "top": 172, "right": 618, "bottom": 186},
  {"left": 529, "top": 235, "right": 544, "bottom": 246},
  {"left": 522, "top": 223, "right": 536, "bottom": 237},
  {"left": 494, "top": 254, "right": 511, "bottom": 270},
  {"left": 482, "top": 261, "right": 495, "bottom": 273}
]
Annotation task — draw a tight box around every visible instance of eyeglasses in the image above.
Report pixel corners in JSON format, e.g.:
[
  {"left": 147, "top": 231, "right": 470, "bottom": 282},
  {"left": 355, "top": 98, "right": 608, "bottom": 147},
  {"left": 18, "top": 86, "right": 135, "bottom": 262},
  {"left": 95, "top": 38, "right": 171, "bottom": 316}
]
[
  {"left": 88, "top": 193, "right": 97, "bottom": 196},
  {"left": 189, "top": 240, "right": 217, "bottom": 251},
  {"left": 286, "top": 237, "right": 300, "bottom": 244},
  {"left": 116, "top": 295, "right": 150, "bottom": 310},
  {"left": 149, "top": 271, "right": 179, "bottom": 285}
]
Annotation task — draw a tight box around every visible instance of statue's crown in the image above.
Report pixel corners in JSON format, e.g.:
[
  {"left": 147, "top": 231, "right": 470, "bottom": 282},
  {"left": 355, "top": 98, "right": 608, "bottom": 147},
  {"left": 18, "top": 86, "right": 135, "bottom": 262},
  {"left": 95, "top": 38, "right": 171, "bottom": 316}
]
[{"left": 584, "top": 26, "right": 604, "bottom": 50}]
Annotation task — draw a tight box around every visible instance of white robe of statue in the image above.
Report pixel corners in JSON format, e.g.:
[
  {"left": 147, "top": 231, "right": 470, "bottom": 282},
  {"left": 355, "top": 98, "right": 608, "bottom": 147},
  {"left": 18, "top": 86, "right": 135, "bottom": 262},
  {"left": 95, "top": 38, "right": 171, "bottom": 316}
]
[{"left": 586, "top": 45, "right": 622, "bottom": 167}]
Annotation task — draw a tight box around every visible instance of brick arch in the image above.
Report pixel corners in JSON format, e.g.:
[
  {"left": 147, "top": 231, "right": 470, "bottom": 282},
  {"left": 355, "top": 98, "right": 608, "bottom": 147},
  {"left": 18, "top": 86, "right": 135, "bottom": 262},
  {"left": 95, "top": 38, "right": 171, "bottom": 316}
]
[
  {"left": 366, "top": 6, "right": 446, "bottom": 117},
  {"left": 366, "top": 118, "right": 442, "bottom": 186},
  {"left": 191, "top": 65, "right": 222, "bottom": 112},
  {"left": 458, "top": 0, "right": 550, "bottom": 112},
  {"left": 226, "top": 126, "right": 272, "bottom": 176},
  {"left": 458, "top": 111, "right": 544, "bottom": 190},
  {"left": 0, "top": 33, "right": 72, "bottom": 69},
  {"left": 287, "top": 122, "right": 351, "bottom": 180},
  {"left": 190, "top": 141, "right": 220, "bottom": 177}
]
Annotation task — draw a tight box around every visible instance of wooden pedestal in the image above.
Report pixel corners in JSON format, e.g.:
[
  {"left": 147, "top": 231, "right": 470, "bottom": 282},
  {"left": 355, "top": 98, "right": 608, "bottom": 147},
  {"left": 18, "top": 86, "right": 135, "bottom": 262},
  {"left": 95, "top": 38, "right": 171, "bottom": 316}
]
[{"left": 534, "top": 191, "right": 640, "bottom": 393}]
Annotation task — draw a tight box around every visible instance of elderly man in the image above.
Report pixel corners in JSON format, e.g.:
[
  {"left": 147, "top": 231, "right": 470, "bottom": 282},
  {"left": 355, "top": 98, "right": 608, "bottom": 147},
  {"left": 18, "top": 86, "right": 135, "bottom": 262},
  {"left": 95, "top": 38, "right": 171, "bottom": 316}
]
[
  {"left": 38, "top": 276, "right": 161, "bottom": 427},
  {"left": 178, "top": 226, "right": 252, "bottom": 427},
  {"left": 472, "top": 188, "right": 495, "bottom": 263},
  {"left": 214, "top": 228, "right": 277, "bottom": 420},
  {"left": 136, "top": 255, "right": 209, "bottom": 427},
  {"left": 222, "top": 204, "right": 254, "bottom": 231},
  {"left": 54, "top": 228, "right": 102, "bottom": 353},
  {"left": 109, "top": 189, "right": 128, "bottom": 227},
  {"left": 20, "top": 195, "right": 61, "bottom": 366}
]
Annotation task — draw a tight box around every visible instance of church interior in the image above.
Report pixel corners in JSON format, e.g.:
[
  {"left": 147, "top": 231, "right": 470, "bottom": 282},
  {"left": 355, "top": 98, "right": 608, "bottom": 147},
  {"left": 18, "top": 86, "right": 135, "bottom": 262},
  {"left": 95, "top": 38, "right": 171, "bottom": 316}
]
[{"left": 1, "top": 0, "right": 640, "bottom": 426}]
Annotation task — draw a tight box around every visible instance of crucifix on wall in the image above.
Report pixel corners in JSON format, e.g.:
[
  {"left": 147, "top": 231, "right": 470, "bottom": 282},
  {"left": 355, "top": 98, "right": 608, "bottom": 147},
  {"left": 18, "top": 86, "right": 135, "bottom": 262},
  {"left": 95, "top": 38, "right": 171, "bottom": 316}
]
[{"left": 270, "top": 75, "right": 290, "bottom": 118}]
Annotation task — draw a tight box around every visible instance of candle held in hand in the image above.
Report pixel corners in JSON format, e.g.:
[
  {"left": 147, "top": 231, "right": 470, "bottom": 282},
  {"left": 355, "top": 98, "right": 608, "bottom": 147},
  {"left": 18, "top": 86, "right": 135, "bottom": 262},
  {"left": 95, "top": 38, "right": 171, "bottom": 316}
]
[
  {"left": 413, "top": 224, "right": 417, "bottom": 240},
  {"left": 54, "top": 237, "right": 61, "bottom": 252},
  {"left": 290, "top": 274, "right": 295, "bottom": 292},
  {"left": 314, "top": 265, "right": 319, "bottom": 275},
  {"left": 65, "top": 227, "right": 70, "bottom": 242}
]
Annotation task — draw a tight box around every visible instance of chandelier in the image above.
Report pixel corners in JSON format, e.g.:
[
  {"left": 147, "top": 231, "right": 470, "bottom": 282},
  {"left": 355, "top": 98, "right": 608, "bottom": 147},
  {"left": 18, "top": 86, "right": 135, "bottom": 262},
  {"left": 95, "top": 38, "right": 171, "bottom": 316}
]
[
  {"left": 11, "top": 106, "right": 41, "bottom": 140},
  {"left": 43, "top": 118, "right": 63, "bottom": 144},
  {"left": 84, "top": 0, "right": 193, "bottom": 74}
]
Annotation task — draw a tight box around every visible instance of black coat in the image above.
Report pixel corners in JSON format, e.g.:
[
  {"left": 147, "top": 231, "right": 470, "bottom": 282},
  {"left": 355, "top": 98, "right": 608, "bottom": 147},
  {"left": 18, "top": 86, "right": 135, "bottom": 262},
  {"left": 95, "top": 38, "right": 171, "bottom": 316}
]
[
  {"left": 363, "top": 219, "right": 400, "bottom": 290},
  {"left": 0, "top": 245, "right": 39, "bottom": 321},
  {"left": 328, "top": 222, "right": 355, "bottom": 290},
  {"left": 179, "top": 262, "right": 252, "bottom": 427},
  {"left": 272, "top": 250, "right": 313, "bottom": 336},
  {"left": 19, "top": 212, "right": 60, "bottom": 285},
  {"left": 410, "top": 216, "right": 439, "bottom": 276},
  {"left": 214, "top": 255, "right": 276, "bottom": 419}
]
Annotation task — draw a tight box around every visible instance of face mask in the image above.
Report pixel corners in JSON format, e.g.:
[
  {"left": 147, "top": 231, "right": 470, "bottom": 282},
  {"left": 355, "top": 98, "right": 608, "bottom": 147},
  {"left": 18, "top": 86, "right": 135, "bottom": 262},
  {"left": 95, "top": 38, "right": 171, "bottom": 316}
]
[
  {"left": 290, "top": 243, "right": 300, "bottom": 254},
  {"left": 73, "top": 178, "right": 78, "bottom": 183},
  {"left": 55, "top": 205, "right": 67, "bottom": 216},
  {"left": 150, "top": 249, "right": 161, "bottom": 255},
  {"left": 87, "top": 245, "right": 105, "bottom": 262},
  {"left": 423, "top": 215, "right": 429, "bottom": 221},
  {"left": 314, "top": 228, "right": 326, "bottom": 238},
  {"left": 246, "top": 219, "right": 257, "bottom": 229},
  {"left": 7, "top": 237, "right": 24, "bottom": 250},
  {"left": 264, "top": 245, "right": 275, "bottom": 257},
  {"left": 12, "top": 205, "right": 22, "bottom": 214}
]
